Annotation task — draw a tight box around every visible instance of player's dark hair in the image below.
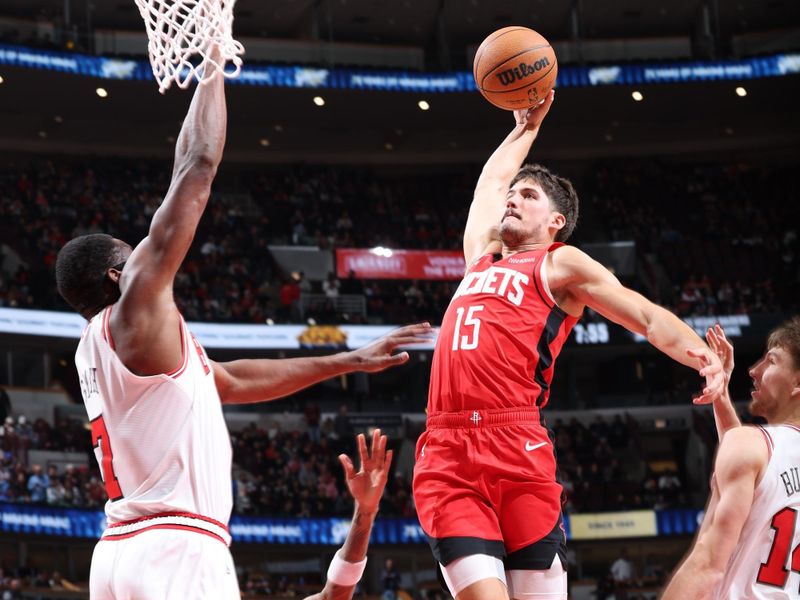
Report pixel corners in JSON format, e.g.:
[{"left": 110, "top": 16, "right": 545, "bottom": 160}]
[
  {"left": 767, "top": 316, "right": 800, "bottom": 370},
  {"left": 55, "top": 234, "right": 126, "bottom": 318},
  {"left": 510, "top": 163, "right": 579, "bottom": 242}
]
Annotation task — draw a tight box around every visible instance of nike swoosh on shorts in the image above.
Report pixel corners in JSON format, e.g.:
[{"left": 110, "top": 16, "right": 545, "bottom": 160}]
[{"left": 525, "top": 441, "right": 547, "bottom": 452}]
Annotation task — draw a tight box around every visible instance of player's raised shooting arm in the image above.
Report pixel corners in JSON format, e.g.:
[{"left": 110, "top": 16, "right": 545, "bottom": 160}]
[
  {"left": 463, "top": 91, "right": 554, "bottom": 266},
  {"left": 123, "top": 67, "right": 227, "bottom": 297},
  {"left": 111, "top": 55, "right": 227, "bottom": 374},
  {"left": 211, "top": 323, "right": 432, "bottom": 404},
  {"left": 661, "top": 427, "right": 767, "bottom": 600},
  {"left": 549, "top": 246, "right": 735, "bottom": 410}
]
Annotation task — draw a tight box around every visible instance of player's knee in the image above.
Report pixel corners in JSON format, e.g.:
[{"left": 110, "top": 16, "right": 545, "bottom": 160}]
[{"left": 505, "top": 556, "right": 567, "bottom": 600}]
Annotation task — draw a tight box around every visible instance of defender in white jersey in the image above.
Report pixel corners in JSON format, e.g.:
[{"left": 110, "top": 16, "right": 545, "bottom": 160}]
[
  {"left": 55, "top": 46, "right": 432, "bottom": 600},
  {"left": 664, "top": 318, "right": 800, "bottom": 599}
]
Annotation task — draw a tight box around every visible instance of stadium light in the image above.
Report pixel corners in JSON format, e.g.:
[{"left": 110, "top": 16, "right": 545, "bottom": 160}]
[
  {"left": 96, "top": 87, "right": 108, "bottom": 98},
  {"left": 371, "top": 246, "right": 394, "bottom": 258},
  {"left": 418, "top": 100, "right": 430, "bottom": 111},
  {"left": 735, "top": 86, "right": 747, "bottom": 97},
  {"left": 259, "top": 138, "right": 270, "bottom": 147},
  {"left": 631, "top": 90, "right": 644, "bottom": 102},
  {"left": 313, "top": 96, "right": 325, "bottom": 107},
  {"left": 0, "top": 75, "right": 4, "bottom": 84}
]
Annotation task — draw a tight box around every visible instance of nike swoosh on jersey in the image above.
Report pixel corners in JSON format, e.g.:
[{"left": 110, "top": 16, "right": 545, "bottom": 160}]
[{"left": 525, "top": 441, "right": 548, "bottom": 452}]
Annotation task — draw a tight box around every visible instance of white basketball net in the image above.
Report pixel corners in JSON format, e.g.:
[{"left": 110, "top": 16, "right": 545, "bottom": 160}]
[{"left": 134, "top": 0, "right": 244, "bottom": 93}]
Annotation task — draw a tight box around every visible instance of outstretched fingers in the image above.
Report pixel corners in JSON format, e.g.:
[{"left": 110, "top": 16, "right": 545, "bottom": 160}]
[
  {"left": 338, "top": 454, "right": 356, "bottom": 481},
  {"left": 357, "top": 433, "right": 368, "bottom": 471}
]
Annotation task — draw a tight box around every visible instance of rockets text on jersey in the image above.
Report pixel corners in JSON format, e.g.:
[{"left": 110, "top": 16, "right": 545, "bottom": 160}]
[{"left": 427, "top": 244, "right": 578, "bottom": 414}]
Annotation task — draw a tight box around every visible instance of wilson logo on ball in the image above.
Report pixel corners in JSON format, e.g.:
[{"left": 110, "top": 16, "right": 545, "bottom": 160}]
[{"left": 494, "top": 57, "right": 551, "bottom": 86}]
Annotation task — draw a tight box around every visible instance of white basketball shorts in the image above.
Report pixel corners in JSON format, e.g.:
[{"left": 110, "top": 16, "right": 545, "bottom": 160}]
[{"left": 90, "top": 528, "right": 240, "bottom": 599}]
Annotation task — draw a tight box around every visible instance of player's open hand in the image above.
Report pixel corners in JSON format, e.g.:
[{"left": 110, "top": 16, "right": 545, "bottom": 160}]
[
  {"left": 339, "top": 429, "right": 393, "bottom": 515},
  {"left": 687, "top": 346, "right": 725, "bottom": 405},
  {"left": 706, "top": 324, "right": 734, "bottom": 384},
  {"left": 348, "top": 322, "right": 434, "bottom": 373},
  {"left": 514, "top": 89, "right": 555, "bottom": 128}
]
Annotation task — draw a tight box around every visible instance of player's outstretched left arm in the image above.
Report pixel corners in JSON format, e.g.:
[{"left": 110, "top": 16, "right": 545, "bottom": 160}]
[
  {"left": 211, "top": 323, "right": 433, "bottom": 404},
  {"left": 303, "top": 429, "right": 393, "bottom": 600},
  {"left": 661, "top": 426, "right": 767, "bottom": 599},
  {"left": 548, "top": 246, "right": 738, "bottom": 427}
]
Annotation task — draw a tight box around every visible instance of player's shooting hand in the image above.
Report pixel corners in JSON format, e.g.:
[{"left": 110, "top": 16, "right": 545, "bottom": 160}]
[
  {"left": 706, "top": 324, "right": 734, "bottom": 384},
  {"left": 687, "top": 346, "right": 725, "bottom": 405},
  {"left": 514, "top": 89, "right": 555, "bottom": 128},
  {"left": 339, "top": 429, "right": 393, "bottom": 515},
  {"left": 347, "top": 322, "right": 434, "bottom": 373}
]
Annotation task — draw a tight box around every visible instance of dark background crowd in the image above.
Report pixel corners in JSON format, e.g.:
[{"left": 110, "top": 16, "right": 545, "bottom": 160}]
[{"left": 1, "top": 157, "right": 797, "bottom": 327}]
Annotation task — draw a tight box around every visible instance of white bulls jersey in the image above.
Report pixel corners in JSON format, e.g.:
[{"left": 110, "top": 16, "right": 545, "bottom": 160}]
[
  {"left": 75, "top": 305, "right": 233, "bottom": 538},
  {"left": 714, "top": 424, "right": 800, "bottom": 599}
]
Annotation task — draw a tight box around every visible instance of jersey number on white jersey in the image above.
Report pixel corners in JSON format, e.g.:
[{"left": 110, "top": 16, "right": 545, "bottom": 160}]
[
  {"left": 91, "top": 415, "right": 123, "bottom": 501},
  {"left": 452, "top": 305, "right": 484, "bottom": 351},
  {"left": 757, "top": 507, "right": 800, "bottom": 592}
]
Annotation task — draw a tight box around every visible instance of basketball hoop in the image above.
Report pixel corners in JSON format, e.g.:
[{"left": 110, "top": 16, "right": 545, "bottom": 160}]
[{"left": 134, "top": 0, "right": 244, "bottom": 93}]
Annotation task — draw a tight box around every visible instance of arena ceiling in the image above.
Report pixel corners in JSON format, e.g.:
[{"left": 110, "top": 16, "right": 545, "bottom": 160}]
[
  {"left": 2, "top": 0, "right": 799, "bottom": 48},
  {"left": 0, "top": 62, "right": 798, "bottom": 165}
]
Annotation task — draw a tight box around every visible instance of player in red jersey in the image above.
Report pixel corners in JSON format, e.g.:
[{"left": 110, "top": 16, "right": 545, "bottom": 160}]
[{"left": 412, "top": 91, "right": 736, "bottom": 600}]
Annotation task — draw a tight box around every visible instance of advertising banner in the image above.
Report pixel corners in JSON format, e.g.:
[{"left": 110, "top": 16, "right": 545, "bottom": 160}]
[
  {"left": 1, "top": 44, "right": 798, "bottom": 90},
  {"left": 568, "top": 510, "right": 658, "bottom": 540},
  {"left": 336, "top": 248, "right": 465, "bottom": 280},
  {"left": 0, "top": 503, "right": 703, "bottom": 543}
]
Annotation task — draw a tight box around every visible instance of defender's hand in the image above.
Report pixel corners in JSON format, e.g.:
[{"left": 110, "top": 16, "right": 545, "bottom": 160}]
[
  {"left": 706, "top": 324, "right": 734, "bottom": 384},
  {"left": 514, "top": 89, "right": 555, "bottom": 128},
  {"left": 347, "top": 323, "right": 434, "bottom": 373},
  {"left": 339, "top": 429, "right": 393, "bottom": 514},
  {"left": 687, "top": 347, "right": 725, "bottom": 405}
]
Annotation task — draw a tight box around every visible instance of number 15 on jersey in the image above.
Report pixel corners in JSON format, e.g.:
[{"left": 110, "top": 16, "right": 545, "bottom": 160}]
[{"left": 452, "top": 305, "right": 484, "bottom": 351}]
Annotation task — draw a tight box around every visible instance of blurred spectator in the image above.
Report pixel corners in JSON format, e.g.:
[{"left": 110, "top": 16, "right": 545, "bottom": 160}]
[
  {"left": 381, "top": 558, "right": 400, "bottom": 600},
  {"left": 26, "top": 464, "right": 48, "bottom": 503},
  {"left": 0, "top": 388, "right": 10, "bottom": 423}
]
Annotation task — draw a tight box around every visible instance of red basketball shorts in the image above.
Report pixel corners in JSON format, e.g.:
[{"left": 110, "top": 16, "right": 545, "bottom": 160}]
[{"left": 412, "top": 407, "right": 565, "bottom": 568}]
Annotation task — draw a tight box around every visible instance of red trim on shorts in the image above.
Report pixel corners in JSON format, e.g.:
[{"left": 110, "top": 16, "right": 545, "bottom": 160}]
[
  {"left": 101, "top": 523, "right": 228, "bottom": 545},
  {"left": 106, "top": 511, "right": 229, "bottom": 532},
  {"left": 757, "top": 426, "right": 774, "bottom": 461}
]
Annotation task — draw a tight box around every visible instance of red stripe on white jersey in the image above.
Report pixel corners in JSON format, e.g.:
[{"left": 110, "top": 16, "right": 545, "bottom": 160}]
[
  {"left": 756, "top": 425, "right": 774, "bottom": 461},
  {"left": 166, "top": 319, "right": 189, "bottom": 378},
  {"left": 102, "top": 512, "right": 230, "bottom": 546},
  {"left": 101, "top": 523, "right": 228, "bottom": 546}
]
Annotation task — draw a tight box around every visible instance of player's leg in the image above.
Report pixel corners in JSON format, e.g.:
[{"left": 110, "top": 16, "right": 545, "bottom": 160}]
[
  {"left": 503, "top": 518, "right": 568, "bottom": 600},
  {"left": 440, "top": 553, "right": 510, "bottom": 600},
  {"left": 414, "top": 426, "right": 509, "bottom": 600},
  {"left": 89, "top": 540, "right": 117, "bottom": 600},
  {"left": 491, "top": 419, "right": 568, "bottom": 599},
  {"left": 506, "top": 557, "right": 568, "bottom": 600}
]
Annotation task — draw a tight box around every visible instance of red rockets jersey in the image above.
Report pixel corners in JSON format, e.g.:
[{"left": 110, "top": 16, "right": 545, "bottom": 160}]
[{"left": 428, "top": 244, "right": 579, "bottom": 414}]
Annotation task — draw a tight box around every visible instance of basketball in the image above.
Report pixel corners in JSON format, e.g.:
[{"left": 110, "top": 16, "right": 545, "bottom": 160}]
[{"left": 473, "top": 26, "right": 558, "bottom": 111}]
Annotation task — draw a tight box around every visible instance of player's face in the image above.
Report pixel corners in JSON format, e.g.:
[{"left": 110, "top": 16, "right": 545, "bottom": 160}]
[
  {"left": 748, "top": 346, "right": 800, "bottom": 420},
  {"left": 499, "top": 179, "right": 562, "bottom": 247}
]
